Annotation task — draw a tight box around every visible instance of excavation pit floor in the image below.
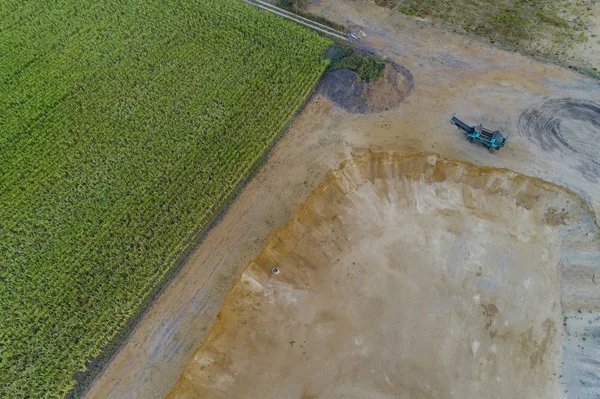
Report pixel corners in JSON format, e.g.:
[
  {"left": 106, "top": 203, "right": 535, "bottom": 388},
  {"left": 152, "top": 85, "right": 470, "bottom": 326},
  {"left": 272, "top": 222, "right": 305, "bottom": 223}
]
[{"left": 167, "top": 153, "right": 600, "bottom": 399}]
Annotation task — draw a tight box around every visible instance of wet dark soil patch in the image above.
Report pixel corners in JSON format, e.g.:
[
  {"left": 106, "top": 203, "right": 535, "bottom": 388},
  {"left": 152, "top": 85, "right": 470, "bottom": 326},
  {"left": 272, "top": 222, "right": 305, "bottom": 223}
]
[{"left": 319, "top": 61, "right": 414, "bottom": 114}]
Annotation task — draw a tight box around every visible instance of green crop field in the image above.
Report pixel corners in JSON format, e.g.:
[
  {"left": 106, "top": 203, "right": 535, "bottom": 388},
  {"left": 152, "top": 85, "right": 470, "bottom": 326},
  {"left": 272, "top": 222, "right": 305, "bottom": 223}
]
[{"left": 0, "top": 0, "right": 330, "bottom": 397}]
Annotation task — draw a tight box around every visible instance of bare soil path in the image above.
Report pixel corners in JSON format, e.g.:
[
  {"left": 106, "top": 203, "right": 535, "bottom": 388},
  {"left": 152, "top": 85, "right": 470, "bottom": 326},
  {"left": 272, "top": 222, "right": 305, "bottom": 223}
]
[{"left": 85, "top": 1, "right": 600, "bottom": 398}]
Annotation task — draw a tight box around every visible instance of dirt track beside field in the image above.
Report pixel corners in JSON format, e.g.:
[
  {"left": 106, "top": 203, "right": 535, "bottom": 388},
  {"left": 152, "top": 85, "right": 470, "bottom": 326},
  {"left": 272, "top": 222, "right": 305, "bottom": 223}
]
[{"left": 85, "top": 1, "right": 600, "bottom": 398}]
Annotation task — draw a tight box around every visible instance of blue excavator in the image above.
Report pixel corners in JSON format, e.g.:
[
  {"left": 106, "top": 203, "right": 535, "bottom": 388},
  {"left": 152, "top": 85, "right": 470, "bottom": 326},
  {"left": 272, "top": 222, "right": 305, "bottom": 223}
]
[{"left": 450, "top": 114, "right": 507, "bottom": 152}]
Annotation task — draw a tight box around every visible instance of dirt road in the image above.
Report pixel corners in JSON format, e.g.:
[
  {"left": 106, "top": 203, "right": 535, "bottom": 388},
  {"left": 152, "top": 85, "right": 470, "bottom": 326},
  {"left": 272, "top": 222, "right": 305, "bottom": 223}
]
[{"left": 85, "top": 1, "right": 600, "bottom": 398}]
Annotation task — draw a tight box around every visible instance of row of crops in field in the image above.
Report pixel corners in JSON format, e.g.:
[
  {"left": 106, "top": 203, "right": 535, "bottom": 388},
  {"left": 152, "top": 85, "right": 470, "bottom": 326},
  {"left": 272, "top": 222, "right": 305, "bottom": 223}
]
[{"left": 0, "top": 0, "right": 331, "bottom": 397}]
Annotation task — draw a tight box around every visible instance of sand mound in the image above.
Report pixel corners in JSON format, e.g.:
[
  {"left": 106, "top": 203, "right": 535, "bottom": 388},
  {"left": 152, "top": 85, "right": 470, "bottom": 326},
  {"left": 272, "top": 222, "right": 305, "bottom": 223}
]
[
  {"left": 319, "top": 62, "right": 414, "bottom": 114},
  {"left": 167, "top": 153, "right": 600, "bottom": 399}
]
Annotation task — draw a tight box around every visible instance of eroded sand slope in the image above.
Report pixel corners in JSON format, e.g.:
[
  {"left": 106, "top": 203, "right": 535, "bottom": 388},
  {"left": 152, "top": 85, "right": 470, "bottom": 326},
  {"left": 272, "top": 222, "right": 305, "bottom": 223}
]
[{"left": 166, "top": 153, "right": 600, "bottom": 399}]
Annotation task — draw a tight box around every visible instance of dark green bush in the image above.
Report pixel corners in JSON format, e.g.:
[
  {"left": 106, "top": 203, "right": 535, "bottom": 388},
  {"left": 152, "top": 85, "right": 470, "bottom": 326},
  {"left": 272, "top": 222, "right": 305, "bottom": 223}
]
[
  {"left": 277, "top": 0, "right": 295, "bottom": 7},
  {"left": 328, "top": 46, "right": 386, "bottom": 82}
]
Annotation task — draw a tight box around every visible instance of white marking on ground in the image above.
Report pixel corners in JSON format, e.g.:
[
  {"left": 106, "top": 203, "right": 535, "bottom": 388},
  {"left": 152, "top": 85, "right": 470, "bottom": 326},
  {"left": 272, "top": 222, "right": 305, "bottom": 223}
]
[{"left": 472, "top": 340, "right": 480, "bottom": 356}]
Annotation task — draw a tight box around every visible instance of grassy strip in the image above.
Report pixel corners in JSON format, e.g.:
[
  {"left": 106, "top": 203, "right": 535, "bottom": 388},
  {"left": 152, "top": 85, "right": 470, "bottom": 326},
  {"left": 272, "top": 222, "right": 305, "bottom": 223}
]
[
  {"left": 276, "top": 0, "right": 347, "bottom": 32},
  {"left": 0, "top": 0, "right": 331, "bottom": 397},
  {"left": 375, "top": 0, "right": 597, "bottom": 76}
]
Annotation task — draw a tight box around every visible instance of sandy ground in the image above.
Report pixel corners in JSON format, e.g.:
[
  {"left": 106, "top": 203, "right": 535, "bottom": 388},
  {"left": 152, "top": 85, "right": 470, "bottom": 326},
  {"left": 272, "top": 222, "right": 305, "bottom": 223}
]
[
  {"left": 166, "top": 153, "right": 599, "bottom": 399},
  {"left": 85, "top": 1, "right": 600, "bottom": 398}
]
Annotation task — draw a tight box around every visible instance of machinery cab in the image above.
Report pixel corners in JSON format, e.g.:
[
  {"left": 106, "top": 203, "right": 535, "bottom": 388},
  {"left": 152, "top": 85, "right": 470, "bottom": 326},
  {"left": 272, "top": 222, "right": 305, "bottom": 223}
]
[{"left": 451, "top": 115, "right": 507, "bottom": 152}]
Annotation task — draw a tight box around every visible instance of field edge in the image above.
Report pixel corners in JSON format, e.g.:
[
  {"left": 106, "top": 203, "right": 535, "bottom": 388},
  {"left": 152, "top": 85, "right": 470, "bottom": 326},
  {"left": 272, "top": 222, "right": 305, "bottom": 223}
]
[{"left": 67, "top": 51, "right": 332, "bottom": 399}]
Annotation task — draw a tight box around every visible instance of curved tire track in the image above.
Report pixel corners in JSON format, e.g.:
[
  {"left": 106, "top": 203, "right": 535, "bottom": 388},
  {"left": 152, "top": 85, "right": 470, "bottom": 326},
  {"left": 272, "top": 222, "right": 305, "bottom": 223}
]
[{"left": 519, "top": 98, "right": 600, "bottom": 182}]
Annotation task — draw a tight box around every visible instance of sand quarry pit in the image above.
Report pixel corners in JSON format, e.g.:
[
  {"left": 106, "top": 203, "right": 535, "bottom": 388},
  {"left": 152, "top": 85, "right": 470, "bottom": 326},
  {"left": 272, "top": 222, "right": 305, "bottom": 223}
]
[{"left": 167, "top": 153, "right": 600, "bottom": 399}]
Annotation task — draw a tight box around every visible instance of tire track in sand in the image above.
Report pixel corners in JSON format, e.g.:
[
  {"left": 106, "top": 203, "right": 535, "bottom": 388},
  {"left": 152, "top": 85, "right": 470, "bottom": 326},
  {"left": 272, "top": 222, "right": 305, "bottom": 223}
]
[{"left": 519, "top": 98, "right": 600, "bottom": 182}]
